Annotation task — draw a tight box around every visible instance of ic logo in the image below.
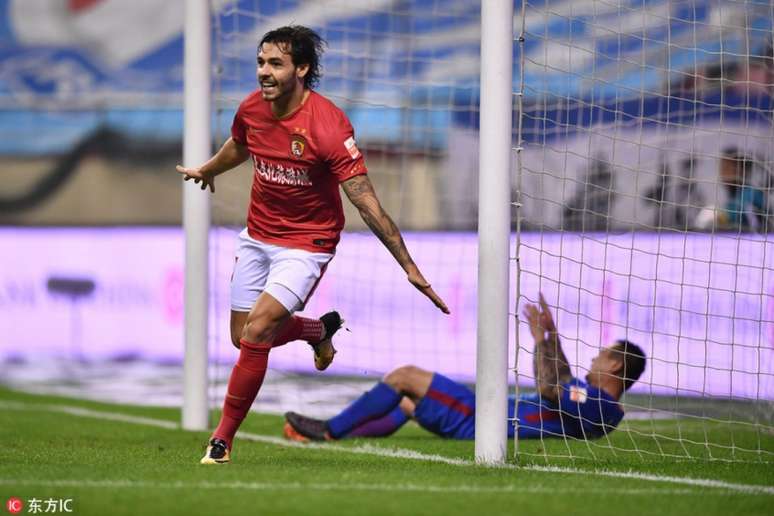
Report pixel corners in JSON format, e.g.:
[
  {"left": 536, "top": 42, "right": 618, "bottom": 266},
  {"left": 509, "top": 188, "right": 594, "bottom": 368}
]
[{"left": 6, "top": 497, "right": 23, "bottom": 514}]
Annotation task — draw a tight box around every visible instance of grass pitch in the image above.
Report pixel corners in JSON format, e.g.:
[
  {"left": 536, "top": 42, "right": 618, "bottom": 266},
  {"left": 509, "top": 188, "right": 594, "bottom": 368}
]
[{"left": 0, "top": 387, "right": 771, "bottom": 516}]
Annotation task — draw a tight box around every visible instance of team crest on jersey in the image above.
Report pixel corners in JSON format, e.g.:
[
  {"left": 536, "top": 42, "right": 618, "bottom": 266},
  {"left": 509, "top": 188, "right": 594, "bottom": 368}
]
[
  {"left": 290, "top": 135, "right": 306, "bottom": 158},
  {"left": 569, "top": 385, "right": 588, "bottom": 403}
]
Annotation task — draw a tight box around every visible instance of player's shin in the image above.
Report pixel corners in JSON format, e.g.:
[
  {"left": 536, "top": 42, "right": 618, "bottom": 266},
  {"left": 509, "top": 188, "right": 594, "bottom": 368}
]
[
  {"left": 212, "top": 340, "right": 271, "bottom": 449},
  {"left": 327, "top": 382, "right": 402, "bottom": 438},
  {"left": 345, "top": 406, "right": 409, "bottom": 438}
]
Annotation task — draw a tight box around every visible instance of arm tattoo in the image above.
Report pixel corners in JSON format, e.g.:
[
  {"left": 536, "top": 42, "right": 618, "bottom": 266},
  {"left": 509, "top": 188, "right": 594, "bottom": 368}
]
[
  {"left": 533, "top": 332, "right": 572, "bottom": 403},
  {"left": 342, "top": 175, "right": 414, "bottom": 268}
]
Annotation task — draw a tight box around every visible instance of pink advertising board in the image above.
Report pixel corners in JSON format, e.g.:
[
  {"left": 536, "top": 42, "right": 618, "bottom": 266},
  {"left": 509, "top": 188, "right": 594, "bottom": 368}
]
[{"left": 1, "top": 228, "right": 771, "bottom": 400}]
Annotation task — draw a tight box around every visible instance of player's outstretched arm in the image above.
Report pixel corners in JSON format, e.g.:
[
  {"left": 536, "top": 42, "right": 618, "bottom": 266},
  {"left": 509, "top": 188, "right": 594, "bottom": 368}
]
[
  {"left": 342, "top": 174, "right": 449, "bottom": 314},
  {"left": 523, "top": 293, "right": 571, "bottom": 402},
  {"left": 175, "top": 137, "right": 249, "bottom": 193}
]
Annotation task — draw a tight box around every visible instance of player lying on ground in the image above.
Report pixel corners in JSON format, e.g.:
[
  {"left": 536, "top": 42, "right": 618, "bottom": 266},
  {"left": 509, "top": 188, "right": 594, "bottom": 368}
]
[
  {"left": 284, "top": 293, "right": 646, "bottom": 441},
  {"left": 176, "top": 26, "right": 448, "bottom": 464}
]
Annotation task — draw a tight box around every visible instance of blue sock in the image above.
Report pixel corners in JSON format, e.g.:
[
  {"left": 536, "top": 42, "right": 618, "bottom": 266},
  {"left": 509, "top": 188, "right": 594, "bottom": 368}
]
[
  {"left": 346, "top": 406, "right": 409, "bottom": 438},
  {"left": 327, "top": 382, "right": 401, "bottom": 438}
]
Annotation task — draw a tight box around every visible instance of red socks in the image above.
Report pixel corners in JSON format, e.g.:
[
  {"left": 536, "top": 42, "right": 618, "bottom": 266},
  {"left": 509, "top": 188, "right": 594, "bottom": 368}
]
[
  {"left": 272, "top": 315, "right": 324, "bottom": 347},
  {"left": 212, "top": 339, "right": 270, "bottom": 449},
  {"left": 211, "top": 316, "right": 324, "bottom": 450}
]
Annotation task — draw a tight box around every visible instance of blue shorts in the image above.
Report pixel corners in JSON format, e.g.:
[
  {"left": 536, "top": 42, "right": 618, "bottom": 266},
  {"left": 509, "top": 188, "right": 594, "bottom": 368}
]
[{"left": 414, "top": 373, "right": 476, "bottom": 439}]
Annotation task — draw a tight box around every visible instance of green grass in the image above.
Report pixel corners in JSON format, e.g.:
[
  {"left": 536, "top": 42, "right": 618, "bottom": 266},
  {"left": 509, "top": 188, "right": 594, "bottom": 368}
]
[{"left": 0, "top": 387, "right": 772, "bottom": 516}]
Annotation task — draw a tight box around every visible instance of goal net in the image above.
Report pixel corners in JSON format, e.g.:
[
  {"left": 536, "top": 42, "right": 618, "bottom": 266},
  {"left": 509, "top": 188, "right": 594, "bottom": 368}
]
[
  {"left": 209, "top": 0, "right": 482, "bottom": 419},
  {"left": 512, "top": 0, "right": 774, "bottom": 463},
  {"left": 210, "top": 0, "right": 773, "bottom": 462}
]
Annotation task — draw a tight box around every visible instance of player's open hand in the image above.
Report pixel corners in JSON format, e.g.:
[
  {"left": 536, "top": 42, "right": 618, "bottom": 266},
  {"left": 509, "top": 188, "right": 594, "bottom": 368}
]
[
  {"left": 522, "top": 292, "right": 557, "bottom": 341},
  {"left": 176, "top": 165, "right": 216, "bottom": 193},
  {"left": 407, "top": 267, "right": 450, "bottom": 314},
  {"left": 522, "top": 303, "right": 545, "bottom": 341},
  {"left": 537, "top": 292, "right": 557, "bottom": 333}
]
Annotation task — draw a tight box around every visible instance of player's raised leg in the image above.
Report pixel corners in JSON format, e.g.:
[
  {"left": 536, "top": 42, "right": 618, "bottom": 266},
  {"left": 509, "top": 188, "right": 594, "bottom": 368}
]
[
  {"left": 345, "top": 398, "right": 414, "bottom": 437},
  {"left": 233, "top": 294, "right": 343, "bottom": 369},
  {"left": 284, "top": 365, "right": 432, "bottom": 441},
  {"left": 272, "top": 310, "right": 344, "bottom": 370},
  {"left": 316, "top": 398, "right": 414, "bottom": 440},
  {"left": 201, "top": 293, "right": 289, "bottom": 464},
  {"left": 262, "top": 245, "right": 339, "bottom": 369}
]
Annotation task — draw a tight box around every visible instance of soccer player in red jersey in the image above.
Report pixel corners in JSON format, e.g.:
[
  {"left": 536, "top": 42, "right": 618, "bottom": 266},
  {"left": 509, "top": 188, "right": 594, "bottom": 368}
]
[{"left": 175, "top": 26, "right": 449, "bottom": 464}]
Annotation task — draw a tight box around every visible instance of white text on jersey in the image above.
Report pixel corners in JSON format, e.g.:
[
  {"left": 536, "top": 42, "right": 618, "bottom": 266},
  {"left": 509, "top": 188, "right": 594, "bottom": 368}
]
[{"left": 253, "top": 156, "right": 313, "bottom": 187}]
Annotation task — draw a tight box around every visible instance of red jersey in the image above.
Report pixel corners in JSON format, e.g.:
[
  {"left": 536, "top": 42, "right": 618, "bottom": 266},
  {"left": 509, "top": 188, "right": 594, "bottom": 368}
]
[{"left": 231, "top": 90, "right": 367, "bottom": 253}]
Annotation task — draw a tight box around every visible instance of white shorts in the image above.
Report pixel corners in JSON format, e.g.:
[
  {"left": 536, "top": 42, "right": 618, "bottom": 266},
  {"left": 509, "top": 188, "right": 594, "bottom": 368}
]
[{"left": 230, "top": 229, "right": 334, "bottom": 313}]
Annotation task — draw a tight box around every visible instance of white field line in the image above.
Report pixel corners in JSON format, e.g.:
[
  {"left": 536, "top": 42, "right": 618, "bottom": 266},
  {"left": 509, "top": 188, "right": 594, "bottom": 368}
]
[
  {"left": 1, "top": 400, "right": 772, "bottom": 496},
  {"left": 0, "top": 478, "right": 715, "bottom": 496},
  {"left": 0, "top": 400, "right": 178, "bottom": 429},
  {"left": 236, "top": 432, "right": 774, "bottom": 496}
]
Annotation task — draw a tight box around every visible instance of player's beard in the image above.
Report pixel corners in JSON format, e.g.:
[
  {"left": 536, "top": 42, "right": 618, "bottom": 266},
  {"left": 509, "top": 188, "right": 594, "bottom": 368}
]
[
  {"left": 260, "top": 76, "right": 294, "bottom": 102},
  {"left": 260, "top": 82, "right": 282, "bottom": 100}
]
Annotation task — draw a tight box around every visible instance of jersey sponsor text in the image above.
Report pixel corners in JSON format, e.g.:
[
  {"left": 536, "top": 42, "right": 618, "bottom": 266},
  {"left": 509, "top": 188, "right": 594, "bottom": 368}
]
[{"left": 253, "top": 157, "right": 312, "bottom": 187}]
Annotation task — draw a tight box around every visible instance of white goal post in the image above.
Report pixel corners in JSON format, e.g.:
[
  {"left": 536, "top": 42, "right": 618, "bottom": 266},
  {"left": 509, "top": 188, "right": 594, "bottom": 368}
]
[
  {"left": 475, "top": 0, "right": 514, "bottom": 465},
  {"left": 182, "top": 0, "right": 211, "bottom": 432}
]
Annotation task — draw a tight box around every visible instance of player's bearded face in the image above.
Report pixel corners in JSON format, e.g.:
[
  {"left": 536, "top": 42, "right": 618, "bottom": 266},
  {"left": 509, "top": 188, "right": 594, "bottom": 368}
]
[{"left": 257, "top": 42, "right": 304, "bottom": 101}]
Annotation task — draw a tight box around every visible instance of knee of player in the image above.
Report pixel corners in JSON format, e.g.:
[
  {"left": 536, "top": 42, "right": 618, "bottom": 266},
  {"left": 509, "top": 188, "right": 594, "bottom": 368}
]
[
  {"left": 241, "top": 317, "right": 279, "bottom": 343},
  {"left": 383, "top": 365, "right": 421, "bottom": 392}
]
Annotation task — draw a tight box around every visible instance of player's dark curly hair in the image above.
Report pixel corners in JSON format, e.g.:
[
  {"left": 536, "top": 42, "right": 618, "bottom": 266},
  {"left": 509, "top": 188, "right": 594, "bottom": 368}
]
[
  {"left": 611, "top": 340, "right": 646, "bottom": 391},
  {"left": 259, "top": 25, "right": 326, "bottom": 89}
]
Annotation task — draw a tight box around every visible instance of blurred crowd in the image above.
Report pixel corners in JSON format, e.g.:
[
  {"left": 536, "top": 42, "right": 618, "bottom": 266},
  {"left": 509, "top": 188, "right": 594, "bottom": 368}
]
[{"left": 670, "top": 42, "right": 773, "bottom": 103}]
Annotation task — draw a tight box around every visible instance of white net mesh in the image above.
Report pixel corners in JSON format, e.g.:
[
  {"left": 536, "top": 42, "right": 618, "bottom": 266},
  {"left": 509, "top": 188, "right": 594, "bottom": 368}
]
[
  {"left": 210, "top": 0, "right": 481, "bottom": 419},
  {"left": 512, "top": 0, "right": 774, "bottom": 462},
  {"left": 211, "top": 0, "right": 774, "bottom": 462}
]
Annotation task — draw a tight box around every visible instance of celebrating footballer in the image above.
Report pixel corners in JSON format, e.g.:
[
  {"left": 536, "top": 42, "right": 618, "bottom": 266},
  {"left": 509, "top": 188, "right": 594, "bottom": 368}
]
[{"left": 176, "top": 25, "right": 449, "bottom": 464}]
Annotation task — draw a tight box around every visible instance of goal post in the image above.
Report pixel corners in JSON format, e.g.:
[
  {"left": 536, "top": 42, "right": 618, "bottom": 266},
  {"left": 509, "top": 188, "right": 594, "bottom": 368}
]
[
  {"left": 475, "top": 0, "right": 514, "bottom": 465},
  {"left": 181, "top": 0, "right": 211, "bottom": 432}
]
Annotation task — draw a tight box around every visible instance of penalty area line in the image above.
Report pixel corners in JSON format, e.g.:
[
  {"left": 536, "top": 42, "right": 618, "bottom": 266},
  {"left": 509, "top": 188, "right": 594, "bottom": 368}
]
[{"left": 1, "top": 400, "right": 772, "bottom": 496}]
